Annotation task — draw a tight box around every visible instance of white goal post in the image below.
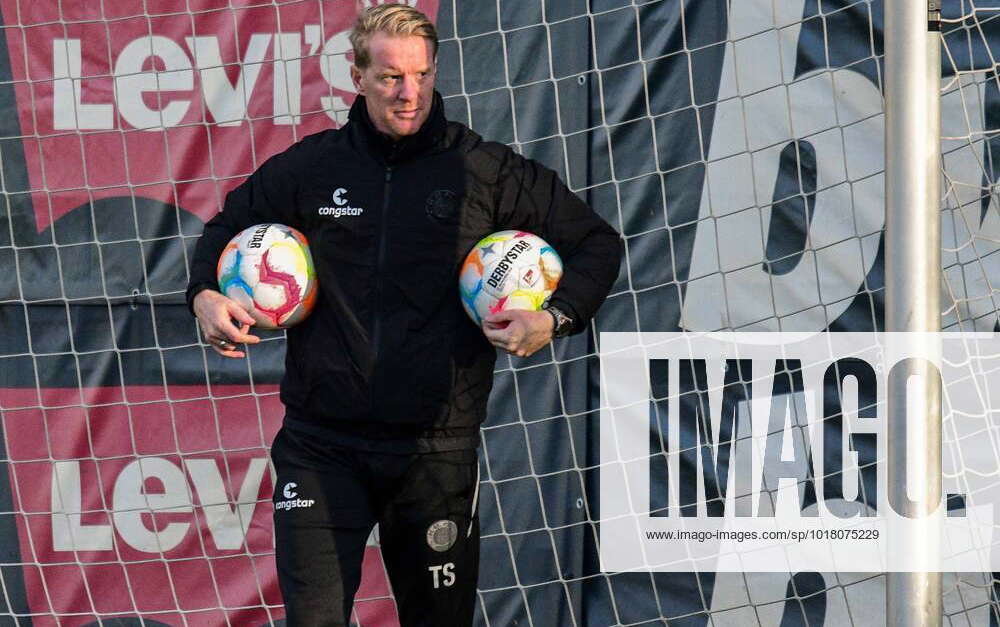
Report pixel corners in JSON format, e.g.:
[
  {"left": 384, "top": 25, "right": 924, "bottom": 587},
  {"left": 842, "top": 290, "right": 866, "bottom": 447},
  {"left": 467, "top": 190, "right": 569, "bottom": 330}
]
[{"left": 884, "top": 0, "right": 943, "bottom": 623}]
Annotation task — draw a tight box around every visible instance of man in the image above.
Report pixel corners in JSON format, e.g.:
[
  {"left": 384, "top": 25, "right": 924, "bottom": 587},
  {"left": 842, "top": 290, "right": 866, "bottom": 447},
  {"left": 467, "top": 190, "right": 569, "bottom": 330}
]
[{"left": 186, "top": 4, "right": 620, "bottom": 626}]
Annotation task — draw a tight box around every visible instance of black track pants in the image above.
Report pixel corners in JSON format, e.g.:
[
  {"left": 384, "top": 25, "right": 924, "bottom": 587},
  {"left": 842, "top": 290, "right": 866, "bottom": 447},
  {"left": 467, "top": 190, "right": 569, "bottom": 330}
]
[{"left": 270, "top": 426, "right": 480, "bottom": 627}]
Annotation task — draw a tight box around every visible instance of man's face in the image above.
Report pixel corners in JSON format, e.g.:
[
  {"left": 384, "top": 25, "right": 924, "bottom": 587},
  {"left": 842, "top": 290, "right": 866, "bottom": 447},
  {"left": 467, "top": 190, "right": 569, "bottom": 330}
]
[{"left": 351, "top": 33, "right": 436, "bottom": 141}]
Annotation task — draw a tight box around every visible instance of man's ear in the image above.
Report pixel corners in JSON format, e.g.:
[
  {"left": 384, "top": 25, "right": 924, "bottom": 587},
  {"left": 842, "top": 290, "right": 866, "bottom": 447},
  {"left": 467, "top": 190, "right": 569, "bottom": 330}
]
[{"left": 350, "top": 65, "right": 364, "bottom": 95}]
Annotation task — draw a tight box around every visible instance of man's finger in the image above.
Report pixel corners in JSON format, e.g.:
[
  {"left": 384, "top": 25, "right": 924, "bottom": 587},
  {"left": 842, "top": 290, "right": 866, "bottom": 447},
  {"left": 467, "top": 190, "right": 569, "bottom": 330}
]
[
  {"left": 482, "top": 328, "right": 507, "bottom": 349},
  {"left": 484, "top": 310, "right": 517, "bottom": 324},
  {"left": 234, "top": 321, "right": 259, "bottom": 341},
  {"left": 226, "top": 301, "right": 256, "bottom": 326},
  {"left": 481, "top": 325, "right": 506, "bottom": 342},
  {"left": 205, "top": 335, "right": 246, "bottom": 358},
  {"left": 207, "top": 335, "right": 235, "bottom": 349},
  {"left": 217, "top": 317, "right": 260, "bottom": 345},
  {"left": 213, "top": 344, "right": 246, "bottom": 358}
]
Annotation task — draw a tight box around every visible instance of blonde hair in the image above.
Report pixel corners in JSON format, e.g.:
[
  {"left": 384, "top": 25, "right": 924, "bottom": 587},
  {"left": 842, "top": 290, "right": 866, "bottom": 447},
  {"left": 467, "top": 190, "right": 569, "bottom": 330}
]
[{"left": 350, "top": 4, "right": 438, "bottom": 69}]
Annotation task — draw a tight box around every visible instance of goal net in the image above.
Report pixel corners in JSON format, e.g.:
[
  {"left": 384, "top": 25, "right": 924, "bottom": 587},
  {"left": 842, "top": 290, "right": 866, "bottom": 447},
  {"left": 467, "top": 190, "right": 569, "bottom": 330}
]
[{"left": 0, "top": 0, "right": 997, "bottom": 624}]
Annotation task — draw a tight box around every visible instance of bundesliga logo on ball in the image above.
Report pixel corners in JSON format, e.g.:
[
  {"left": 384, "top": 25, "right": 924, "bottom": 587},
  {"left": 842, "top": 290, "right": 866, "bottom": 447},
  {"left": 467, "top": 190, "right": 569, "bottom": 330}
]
[
  {"left": 459, "top": 230, "right": 563, "bottom": 325},
  {"left": 216, "top": 224, "right": 318, "bottom": 329}
]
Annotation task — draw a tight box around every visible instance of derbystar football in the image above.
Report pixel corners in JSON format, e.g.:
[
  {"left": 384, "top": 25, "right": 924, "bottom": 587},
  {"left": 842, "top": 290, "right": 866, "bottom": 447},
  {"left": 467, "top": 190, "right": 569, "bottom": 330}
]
[
  {"left": 459, "top": 230, "right": 563, "bottom": 326},
  {"left": 216, "top": 224, "right": 317, "bottom": 329}
]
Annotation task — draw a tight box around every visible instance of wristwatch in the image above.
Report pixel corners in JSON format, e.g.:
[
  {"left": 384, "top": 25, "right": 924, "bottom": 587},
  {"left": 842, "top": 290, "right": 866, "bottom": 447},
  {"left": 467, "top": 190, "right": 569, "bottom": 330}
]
[{"left": 543, "top": 304, "right": 574, "bottom": 338}]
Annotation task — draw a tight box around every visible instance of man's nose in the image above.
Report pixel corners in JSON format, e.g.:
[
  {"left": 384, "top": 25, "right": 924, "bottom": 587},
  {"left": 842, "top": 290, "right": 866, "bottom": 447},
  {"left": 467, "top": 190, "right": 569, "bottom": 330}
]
[{"left": 397, "top": 75, "right": 419, "bottom": 101}]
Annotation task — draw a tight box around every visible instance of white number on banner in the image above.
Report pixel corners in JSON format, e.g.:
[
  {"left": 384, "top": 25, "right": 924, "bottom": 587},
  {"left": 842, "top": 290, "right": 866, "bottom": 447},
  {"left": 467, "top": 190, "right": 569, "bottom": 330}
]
[{"left": 680, "top": 0, "right": 883, "bottom": 332}]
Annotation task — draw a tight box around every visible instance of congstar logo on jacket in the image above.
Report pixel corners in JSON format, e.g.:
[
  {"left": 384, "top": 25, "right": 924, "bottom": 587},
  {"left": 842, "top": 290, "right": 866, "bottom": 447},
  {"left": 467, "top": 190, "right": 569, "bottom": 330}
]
[{"left": 318, "top": 187, "right": 364, "bottom": 217}]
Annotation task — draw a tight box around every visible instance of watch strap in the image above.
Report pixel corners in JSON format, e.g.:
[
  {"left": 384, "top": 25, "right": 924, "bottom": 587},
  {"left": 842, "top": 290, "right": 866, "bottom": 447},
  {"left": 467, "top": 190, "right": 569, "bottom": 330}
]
[{"left": 544, "top": 304, "right": 574, "bottom": 338}]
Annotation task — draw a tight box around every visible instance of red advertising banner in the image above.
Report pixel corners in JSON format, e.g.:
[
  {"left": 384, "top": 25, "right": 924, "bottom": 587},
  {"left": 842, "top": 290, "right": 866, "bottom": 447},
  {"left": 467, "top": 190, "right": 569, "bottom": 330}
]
[
  {"left": 1, "top": 385, "right": 399, "bottom": 625},
  {"left": 2, "top": 0, "right": 436, "bottom": 231},
  {"left": 0, "top": 0, "right": 438, "bottom": 623}
]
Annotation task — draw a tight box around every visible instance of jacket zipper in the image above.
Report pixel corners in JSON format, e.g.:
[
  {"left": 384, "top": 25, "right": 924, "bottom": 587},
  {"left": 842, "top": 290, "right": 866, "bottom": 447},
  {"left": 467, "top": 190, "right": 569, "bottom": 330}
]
[{"left": 371, "top": 165, "right": 392, "bottom": 412}]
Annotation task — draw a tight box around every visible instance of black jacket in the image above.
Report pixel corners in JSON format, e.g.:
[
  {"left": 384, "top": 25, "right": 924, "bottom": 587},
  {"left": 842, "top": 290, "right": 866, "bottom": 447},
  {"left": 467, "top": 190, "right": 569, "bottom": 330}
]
[{"left": 186, "top": 93, "right": 621, "bottom": 451}]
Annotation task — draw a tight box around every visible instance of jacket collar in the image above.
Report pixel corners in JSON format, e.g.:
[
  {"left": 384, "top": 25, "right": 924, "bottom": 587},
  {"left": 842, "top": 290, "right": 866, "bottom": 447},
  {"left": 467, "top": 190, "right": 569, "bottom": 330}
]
[{"left": 348, "top": 91, "right": 448, "bottom": 164}]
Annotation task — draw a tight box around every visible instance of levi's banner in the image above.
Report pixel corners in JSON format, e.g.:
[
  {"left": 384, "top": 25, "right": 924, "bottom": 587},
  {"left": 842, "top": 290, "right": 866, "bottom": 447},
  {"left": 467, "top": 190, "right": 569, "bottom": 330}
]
[
  {"left": 0, "top": 0, "right": 437, "bottom": 624},
  {"left": 3, "top": 0, "right": 434, "bottom": 231},
  {"left": 2, "top": 386, "right": 400, "bottom": 626},
  {"left": 600, "top": 333, "right": 1000, "bottom": 572}
]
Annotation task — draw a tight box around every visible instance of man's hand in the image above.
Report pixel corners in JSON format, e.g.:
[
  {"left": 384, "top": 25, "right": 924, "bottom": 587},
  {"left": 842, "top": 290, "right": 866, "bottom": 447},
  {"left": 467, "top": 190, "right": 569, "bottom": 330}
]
[
  {"left": 192, "top": 289, "right": 260, "bottom": 358},
  {"left": 482, "top": 309, "right": 554, "bottom": 358}
]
